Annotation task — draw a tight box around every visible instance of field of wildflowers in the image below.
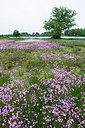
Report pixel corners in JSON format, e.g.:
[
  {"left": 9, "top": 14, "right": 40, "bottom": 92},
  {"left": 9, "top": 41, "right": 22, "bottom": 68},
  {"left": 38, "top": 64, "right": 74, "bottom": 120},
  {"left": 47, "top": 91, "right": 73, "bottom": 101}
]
[{"left": 0, "top": 39, "right": 85, "bottom": 128}]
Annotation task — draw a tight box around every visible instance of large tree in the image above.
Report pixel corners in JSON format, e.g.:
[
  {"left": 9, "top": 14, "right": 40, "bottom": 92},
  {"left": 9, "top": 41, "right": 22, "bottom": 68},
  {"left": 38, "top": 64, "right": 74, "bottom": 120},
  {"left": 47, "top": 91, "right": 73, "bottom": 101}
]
[{"left": 43, "top": 7, "right": 77, "bottom": 39}]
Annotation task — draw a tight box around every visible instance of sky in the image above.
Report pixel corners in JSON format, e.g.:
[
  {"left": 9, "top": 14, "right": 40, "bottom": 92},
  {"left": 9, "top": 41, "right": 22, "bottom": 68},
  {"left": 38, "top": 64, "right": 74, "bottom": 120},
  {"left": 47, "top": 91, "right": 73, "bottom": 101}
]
[{"left": 0, "top": 0, "right": 85, "bottom": 34}]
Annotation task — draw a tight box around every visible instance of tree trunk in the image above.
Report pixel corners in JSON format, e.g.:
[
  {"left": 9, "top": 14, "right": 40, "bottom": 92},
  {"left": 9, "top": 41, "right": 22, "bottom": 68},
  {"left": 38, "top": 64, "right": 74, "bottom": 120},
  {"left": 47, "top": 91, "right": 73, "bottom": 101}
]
[{"left": 52, "top": 30, "right": 61, "bottom": 39}]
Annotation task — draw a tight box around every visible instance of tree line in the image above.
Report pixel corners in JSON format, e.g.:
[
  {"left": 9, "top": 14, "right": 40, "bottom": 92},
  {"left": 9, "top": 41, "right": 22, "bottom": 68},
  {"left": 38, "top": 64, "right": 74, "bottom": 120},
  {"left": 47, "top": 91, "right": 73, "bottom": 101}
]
[
  {"left": 12, "top": 30, "right": 53, "bottom": 37},
  {"left": 0, "top": 31, "right": 53, "bottom": 38},
  {"left": 64, "top": 28, "right": 85, "bottom": 36}
]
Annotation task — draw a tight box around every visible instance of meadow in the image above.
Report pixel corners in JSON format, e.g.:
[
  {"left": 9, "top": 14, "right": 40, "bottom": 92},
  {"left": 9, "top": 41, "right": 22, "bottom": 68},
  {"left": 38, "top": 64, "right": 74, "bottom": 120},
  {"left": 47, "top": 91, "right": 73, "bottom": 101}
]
[{"left": 0, "top": 38, "right": 85, "bottom": 128}]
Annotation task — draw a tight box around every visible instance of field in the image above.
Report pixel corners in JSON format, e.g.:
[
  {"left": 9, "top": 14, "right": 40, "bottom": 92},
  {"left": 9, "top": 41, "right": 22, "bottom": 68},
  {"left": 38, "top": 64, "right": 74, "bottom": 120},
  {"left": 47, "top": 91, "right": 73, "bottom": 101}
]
[{"left": 0, "top": 38, "right": 85, "bottom": 128}]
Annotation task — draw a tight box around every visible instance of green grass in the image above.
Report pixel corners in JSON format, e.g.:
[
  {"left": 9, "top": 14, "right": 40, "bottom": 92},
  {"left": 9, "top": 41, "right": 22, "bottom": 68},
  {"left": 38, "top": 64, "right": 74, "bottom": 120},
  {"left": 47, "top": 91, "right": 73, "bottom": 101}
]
[
  {"left": 0, "top": 73, "right": 10, "bottom": 86},
  {"left": 0, "top": 38, "right": 85, "bottom": 81}
]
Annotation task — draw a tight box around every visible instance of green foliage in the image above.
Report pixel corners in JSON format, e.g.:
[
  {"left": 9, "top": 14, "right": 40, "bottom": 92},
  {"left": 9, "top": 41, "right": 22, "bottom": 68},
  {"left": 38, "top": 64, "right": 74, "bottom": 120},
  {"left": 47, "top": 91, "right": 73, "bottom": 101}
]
[
  {"left": 18, "top": 68, "right": 24, "bottom": 76},
  {"left": 7, "top": 62, "right": 13, "bottom": 69},
  {"left": 43, "top": 6, "right": 77, "bottom": 39},
  {"left": 0, "top": 73, "right": 10, "bottom": 86},
  {"left": 0, "top": 71, "right": 2, "bottom": 77},
  {"left": 64, "top": 28, "right": 85, "bottom": 36},
  {"left": 41, "top": 32, "right": 53, "bottom": 36},
  {"left": 13, "top": 30, "right": 20, "bottom": 37},
  {"left": 26, "top": 59, "right": 47, "bottom": 71},
  {"left": 20, "top": 32, "right": 29, "bottom": 37}
]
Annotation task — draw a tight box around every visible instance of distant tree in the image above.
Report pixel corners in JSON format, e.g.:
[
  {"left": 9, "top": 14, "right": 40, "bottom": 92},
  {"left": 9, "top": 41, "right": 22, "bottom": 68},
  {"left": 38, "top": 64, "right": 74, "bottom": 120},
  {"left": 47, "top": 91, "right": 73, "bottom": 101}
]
[
  {"left": 64, "top": 28, "right": 85, "bottom": 36},
  {"left": 13, "top": 30, "right": 20, "bottom": 37},
  {"left": 43, "top": 7, "right": 77, "bottom": 39},
  {"left": 35, "top": 32, "right": 40, "bottom": 36},
  {"left": 0, "top": 35, "right": 4, "bottom": 38},
  {"left": 41, "top": 32, "right": 53, "bottom": 36},
  {"left": 20, "top": 32, "right": 29, "bottom": 36},
  {"left": 32, "top": 32, "right": 35, "bottom": 36}
]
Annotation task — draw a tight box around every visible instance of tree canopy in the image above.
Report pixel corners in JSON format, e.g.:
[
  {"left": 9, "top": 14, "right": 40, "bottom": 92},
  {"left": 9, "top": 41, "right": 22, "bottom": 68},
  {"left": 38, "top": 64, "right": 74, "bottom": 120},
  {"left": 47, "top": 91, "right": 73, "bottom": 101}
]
[{"left": 43, "top": 7, "right": 77, "bottom": 39}]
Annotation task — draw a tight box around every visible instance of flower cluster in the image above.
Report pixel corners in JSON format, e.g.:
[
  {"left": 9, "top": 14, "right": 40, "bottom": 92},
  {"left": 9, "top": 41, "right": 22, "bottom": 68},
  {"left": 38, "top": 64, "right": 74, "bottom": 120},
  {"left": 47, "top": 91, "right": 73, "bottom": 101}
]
[
  {"left": 0, "top": 40, "right": 64, "bottom": 50},
  {"left": 0, "top": 69, "right": 85, "bottom": 128}
]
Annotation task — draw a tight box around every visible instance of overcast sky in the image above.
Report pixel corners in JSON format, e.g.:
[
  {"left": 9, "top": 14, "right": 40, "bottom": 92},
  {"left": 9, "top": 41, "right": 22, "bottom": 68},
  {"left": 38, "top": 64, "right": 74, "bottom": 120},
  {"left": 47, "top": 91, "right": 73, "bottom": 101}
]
[{"left": 0, "top": 0, "right": 85, "bottom": 34}]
